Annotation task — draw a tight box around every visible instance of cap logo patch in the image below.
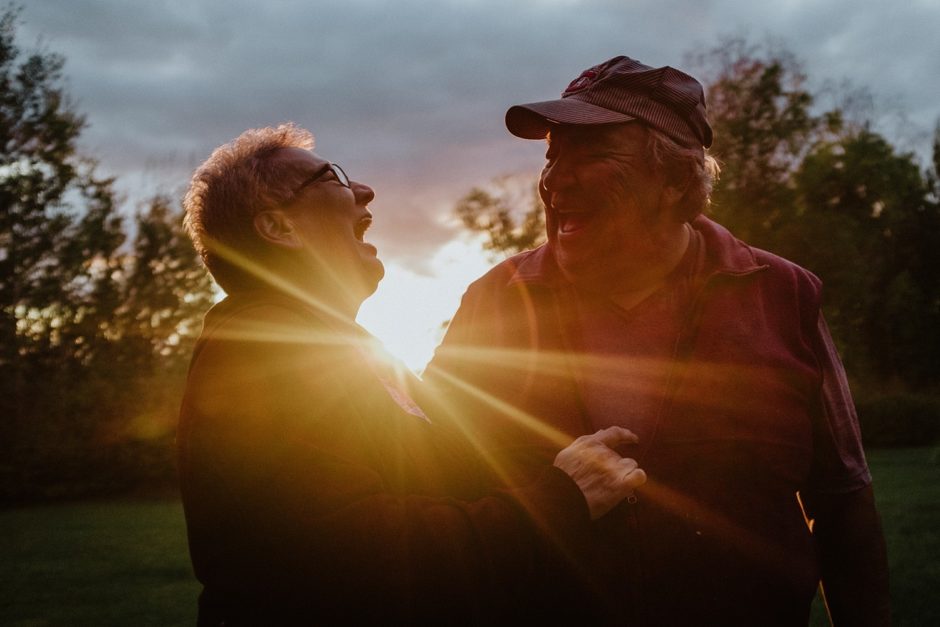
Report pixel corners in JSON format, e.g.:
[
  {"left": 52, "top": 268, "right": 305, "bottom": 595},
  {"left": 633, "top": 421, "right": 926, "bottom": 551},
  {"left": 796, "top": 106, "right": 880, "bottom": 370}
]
[{"left": 563, "top": 70, "right": 597, "bottom": 96}]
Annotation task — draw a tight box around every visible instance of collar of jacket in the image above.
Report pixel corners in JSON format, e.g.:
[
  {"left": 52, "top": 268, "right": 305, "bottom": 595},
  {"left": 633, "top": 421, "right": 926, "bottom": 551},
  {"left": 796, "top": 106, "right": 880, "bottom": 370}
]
[
  {"left": 209, "top": 286, "right": 372, "bottom": 340},
  {"left": 504, "top": 215, "right": 768, "bottom": 289}
]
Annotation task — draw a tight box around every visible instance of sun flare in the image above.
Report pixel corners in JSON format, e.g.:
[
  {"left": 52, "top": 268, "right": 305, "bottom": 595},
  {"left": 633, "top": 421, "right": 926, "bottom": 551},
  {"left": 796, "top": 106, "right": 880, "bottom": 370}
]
[{"left": 357, "top": 239, "right": 493, "bottom": 373}]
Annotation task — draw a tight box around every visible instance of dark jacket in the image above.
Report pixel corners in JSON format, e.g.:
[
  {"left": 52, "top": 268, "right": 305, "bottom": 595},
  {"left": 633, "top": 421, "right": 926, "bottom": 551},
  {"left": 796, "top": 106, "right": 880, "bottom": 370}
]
[
  {"left": 425, "top": 216, "right": 871, "bottom": 626},
  {"left": 177, "top": 290, "right": 592, "bottom": 626}
]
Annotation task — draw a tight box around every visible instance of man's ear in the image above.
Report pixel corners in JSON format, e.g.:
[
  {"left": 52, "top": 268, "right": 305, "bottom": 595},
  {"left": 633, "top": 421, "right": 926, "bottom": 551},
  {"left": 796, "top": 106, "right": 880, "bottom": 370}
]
[
  {"left": 660, "top": 163, "right": 692, "bottom": 217},
  {"left": 660, "top": 184, "right": 686, "bottom": 214},
  {"left": 253, "top": 210, "right": 303, "bottom": 250}
]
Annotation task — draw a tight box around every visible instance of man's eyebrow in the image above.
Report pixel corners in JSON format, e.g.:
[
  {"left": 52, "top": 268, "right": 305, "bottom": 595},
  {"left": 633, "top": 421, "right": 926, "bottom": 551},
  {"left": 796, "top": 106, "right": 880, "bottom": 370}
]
[{"left": 295, "top": 163, "right": 333, "bottom": 191}]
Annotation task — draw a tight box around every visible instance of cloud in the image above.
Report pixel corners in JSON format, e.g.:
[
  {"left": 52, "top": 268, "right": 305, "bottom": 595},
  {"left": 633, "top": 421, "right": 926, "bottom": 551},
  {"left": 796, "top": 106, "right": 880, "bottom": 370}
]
[{"left": 18, "top": 0, "right": 940, "bottom": 271}]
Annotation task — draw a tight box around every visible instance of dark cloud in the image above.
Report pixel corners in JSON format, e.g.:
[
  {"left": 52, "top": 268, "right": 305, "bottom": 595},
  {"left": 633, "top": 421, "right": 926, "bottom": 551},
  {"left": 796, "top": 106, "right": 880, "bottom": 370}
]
[{"left": 19, "top": 0, "right": 940, "bottom": 272}]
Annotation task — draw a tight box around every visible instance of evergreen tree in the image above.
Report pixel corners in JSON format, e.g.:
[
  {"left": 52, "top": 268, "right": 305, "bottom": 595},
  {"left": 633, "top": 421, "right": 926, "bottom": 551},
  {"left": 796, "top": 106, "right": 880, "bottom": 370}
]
[
  {"left": 118, "top": 195, "right": 215, "bottom": 374},
  {"left": 0, "top": 6, "right": 127, "bottom": 493},
  {"left": 0, "top": 8, "right": 218, "bottom": 500}
]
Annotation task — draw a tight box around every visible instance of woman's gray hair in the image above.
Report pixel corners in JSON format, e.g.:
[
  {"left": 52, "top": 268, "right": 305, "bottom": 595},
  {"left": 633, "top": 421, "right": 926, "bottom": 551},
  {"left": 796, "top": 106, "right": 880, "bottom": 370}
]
[{"left": 183, "top": 123, "right": 314, "bottom": 292}]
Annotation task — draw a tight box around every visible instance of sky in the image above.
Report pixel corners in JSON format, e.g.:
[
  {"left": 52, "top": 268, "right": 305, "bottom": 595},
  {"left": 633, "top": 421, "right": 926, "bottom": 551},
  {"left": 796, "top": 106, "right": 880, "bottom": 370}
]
[{"left": 19, "top": 0, "right": 940, "bottom": 370}]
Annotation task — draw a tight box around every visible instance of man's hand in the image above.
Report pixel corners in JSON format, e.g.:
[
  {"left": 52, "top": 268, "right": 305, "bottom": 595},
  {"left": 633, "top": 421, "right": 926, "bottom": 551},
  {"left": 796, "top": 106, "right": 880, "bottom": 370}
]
[{"left": 553, "top": 426, "right": 647, "bottom": 520}]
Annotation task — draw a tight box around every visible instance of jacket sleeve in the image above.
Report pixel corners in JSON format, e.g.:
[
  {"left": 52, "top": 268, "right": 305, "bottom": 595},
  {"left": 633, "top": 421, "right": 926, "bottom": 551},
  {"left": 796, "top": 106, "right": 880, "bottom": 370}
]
[
  {"left": 179, "top": 303, "right": 590, "bottom": 622},
  {"left": 805, "top": 311, "right": 872, "bottom": 493},
  {"left": 801, "top": 311, "right": 890, "bottom": 626}
]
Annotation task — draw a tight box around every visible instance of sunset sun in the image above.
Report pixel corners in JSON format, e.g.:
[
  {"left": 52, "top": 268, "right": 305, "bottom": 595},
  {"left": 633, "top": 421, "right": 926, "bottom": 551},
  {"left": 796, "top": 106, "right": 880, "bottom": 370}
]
[{"left": 357, "top": 238, "right": 494, "bottom": 373}]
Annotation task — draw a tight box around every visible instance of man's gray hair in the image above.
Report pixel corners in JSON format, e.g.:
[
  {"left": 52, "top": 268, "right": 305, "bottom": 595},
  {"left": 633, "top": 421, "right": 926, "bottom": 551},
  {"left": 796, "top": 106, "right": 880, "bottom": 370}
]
[{"left": 645, "top": 127, "right": 720, "bottom": 222}]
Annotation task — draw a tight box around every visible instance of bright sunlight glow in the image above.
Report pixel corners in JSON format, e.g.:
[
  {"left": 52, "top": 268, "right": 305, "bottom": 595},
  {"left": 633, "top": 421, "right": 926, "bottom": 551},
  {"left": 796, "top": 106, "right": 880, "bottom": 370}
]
[{"left": 357, "top": 238, "right": 494, "bottom": 373}]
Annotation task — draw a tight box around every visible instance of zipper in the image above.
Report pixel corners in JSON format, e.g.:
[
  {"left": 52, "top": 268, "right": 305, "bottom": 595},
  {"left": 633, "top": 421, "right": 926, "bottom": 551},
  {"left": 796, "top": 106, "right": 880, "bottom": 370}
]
[
  {"left": 624, "top": 489, "right": 644, "bottom": 624},
  {"left": 638, "top": 264, "right": 769, "bottom": 465}
]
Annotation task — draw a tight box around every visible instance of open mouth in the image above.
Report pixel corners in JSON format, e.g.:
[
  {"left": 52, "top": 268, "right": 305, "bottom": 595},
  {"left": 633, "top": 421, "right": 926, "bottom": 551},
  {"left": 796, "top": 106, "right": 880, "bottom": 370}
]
[
  {"left": 558, "top": 212, "right": 591, "bottom": 234},
  {"left": 354, "top": 217, "right": 372, "bottom": 242}
]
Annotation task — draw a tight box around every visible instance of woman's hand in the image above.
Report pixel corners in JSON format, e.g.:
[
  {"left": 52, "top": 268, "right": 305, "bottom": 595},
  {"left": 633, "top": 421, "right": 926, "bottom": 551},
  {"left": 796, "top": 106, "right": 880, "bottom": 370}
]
[{"left": 553, "top": 426, "right": 647, "bottom": 520}]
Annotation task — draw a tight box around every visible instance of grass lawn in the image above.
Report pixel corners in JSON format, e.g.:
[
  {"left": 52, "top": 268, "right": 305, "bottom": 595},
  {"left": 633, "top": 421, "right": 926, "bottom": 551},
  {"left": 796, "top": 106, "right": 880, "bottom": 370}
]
[
  {"left": 0, "top": 499, "right": 199, "bottom": 626},
  {"left": 1, "top": 447, "right": 937, "bottom": 626},
  {"left": 808, "top": 446, "right": 940, "bottom": 626},
  {"left": 864, "top": 447, "right": 940, "bottom": 626}
]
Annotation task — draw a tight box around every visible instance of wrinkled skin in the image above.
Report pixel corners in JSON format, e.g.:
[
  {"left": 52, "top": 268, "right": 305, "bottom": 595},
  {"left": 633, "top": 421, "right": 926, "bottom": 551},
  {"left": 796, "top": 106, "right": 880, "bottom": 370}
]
[{"left": 539, "top": 123, "right": 688, "bottom": 296}]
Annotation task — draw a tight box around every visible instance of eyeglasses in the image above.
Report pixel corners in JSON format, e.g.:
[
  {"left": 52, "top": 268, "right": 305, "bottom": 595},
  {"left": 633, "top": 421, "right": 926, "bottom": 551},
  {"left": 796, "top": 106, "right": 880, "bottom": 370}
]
[
  {"left": 293, "top": 163, "right": 351, "bottom": 196},
  {"left": 319, "top": 163, "right": 350, "bottom": 188}
]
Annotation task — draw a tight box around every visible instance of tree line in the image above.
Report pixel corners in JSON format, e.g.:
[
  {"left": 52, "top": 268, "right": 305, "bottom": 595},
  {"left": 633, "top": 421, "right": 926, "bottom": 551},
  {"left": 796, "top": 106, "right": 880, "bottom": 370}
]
[
  {"left": 0, "top": 8, "right": 215, "bottom": 502},
  {"left": 2, "top": 13, "right": 937, "bottom": 502}
]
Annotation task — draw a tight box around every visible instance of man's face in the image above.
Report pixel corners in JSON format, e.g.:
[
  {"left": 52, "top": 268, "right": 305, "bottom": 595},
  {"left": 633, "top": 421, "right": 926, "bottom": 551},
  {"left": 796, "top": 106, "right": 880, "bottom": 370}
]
[
  {"left": 539, "top": 123, "right": 674, "bottom": 288},
  {"left": 271, "top": 147, "right": 385, "bottom": 301}
]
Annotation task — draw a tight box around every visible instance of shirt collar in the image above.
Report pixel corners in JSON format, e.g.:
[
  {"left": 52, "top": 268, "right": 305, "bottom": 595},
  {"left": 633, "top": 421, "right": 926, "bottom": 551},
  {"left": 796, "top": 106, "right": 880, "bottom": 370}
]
[
  {"left": 505, "top": 244, "right": 567, "bottom": 288},
  {"left": 691, "top": 215, "right": 768, "bottom": 276}
]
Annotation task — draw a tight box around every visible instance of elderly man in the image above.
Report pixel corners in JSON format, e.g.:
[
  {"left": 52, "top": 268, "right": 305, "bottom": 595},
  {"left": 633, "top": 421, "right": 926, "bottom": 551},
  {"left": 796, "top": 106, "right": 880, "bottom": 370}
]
[
  {"left": 177, "top": 123, "right": 646, "bottom": 625},
  {"left": 425, "top": 57, "right": 890, "bottom": 626}
]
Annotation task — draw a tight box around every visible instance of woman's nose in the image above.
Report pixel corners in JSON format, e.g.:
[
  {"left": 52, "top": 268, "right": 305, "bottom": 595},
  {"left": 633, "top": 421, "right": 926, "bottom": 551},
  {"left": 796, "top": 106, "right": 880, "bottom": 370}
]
[{"left": 352, "top": 181, "right": 375, "bottom": 205}]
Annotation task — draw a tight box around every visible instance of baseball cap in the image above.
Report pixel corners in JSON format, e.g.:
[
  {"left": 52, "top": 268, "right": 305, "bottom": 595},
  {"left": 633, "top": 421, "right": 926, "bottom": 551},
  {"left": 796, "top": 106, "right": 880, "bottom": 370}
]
[{"left": 505, "top": 55, "right": 713, "bottom": 149}]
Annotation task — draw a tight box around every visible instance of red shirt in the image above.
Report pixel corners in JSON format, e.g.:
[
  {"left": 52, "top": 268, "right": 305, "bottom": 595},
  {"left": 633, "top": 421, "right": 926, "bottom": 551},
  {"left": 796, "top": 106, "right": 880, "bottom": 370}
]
[{"left": 426, "top": 215, "right": 872, "bottom": 625}]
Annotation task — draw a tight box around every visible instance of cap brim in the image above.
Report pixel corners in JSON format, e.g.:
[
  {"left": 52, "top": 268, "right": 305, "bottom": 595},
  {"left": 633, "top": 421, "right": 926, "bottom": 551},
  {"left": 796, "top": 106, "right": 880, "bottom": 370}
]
[{"left": 505, "top": 99, "right": 637, "bottom": 139}]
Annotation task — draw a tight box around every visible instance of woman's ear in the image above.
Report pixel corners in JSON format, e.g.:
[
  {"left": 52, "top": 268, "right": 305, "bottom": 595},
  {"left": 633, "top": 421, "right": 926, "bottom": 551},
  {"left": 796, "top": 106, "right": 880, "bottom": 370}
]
[{"left": 253, "top": 210, "right": 303, "bottom": 250}]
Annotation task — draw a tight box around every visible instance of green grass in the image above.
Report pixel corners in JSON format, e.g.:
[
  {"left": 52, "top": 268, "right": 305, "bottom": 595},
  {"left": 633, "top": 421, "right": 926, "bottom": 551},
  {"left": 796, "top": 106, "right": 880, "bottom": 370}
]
[
  {"left": 1, "top": 448, "right": 938, "bottom": 626},
  {"left": 0, "top": 500, "right": 199, "bottom": 626},
  {"left": 807, "top": 446, "right": 940, "bottom": 626},
  {"left": 867, "top": 447, "right": 940, "bottom": 626}
]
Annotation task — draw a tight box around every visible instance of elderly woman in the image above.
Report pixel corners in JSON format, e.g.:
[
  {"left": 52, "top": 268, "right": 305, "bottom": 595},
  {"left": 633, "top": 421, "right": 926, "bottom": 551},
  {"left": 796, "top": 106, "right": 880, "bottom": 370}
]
[{"left": 177, "top": 123, "right": 645, "bottom": 626}]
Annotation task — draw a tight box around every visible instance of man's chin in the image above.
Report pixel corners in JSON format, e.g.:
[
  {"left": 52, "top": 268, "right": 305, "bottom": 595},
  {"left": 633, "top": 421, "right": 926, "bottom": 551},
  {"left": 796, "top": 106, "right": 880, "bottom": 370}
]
[
  {"left": 552, "top": 246, "right": 607, "bottom": 290},
  {"left": 550, "top": 242, "right": 587, "bottom": 275}
]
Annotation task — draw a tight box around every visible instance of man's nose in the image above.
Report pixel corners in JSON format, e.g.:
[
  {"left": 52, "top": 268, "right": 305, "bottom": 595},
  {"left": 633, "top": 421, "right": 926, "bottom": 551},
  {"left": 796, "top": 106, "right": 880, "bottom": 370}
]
[
  {"left": 352, "top": 181, "right": 375, "bottom": 205},
  {"left": 541, "top": 160, "right": 574, "bottom": 193}
]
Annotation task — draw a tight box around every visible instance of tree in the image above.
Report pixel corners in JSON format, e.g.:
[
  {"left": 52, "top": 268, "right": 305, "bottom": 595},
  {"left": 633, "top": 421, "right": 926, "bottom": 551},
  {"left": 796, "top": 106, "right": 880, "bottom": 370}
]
[
  {"left": 780, "top": 129, "right": 937, "bottom": 386},
  {"left": 72, "top": 195, "right": 218, "bottom": 493},
  {"left": 454, "top": 174, "right": 545, "bottom": 260},
  {"left": 0, "top": 8, "right": 217, "bottom": 500},
  {"left": 0, "top": 6, "right": 129, "bottom": 491},
  {"left": 684, "top": 37, "right": 843, "bottom": 250},
  {"left": 117, "top": 195, "right": 215, "bottom": 374}
]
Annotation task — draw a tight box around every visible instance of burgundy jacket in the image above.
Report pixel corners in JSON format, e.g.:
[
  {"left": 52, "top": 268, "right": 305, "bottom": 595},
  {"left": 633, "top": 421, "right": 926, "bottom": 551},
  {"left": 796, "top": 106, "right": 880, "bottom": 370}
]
[
  {"left": 425, "top": 216, "right": 871, "bottom": 626},
  {"left": 177, "top": 291, "right": 593, "bottom": 625}
]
